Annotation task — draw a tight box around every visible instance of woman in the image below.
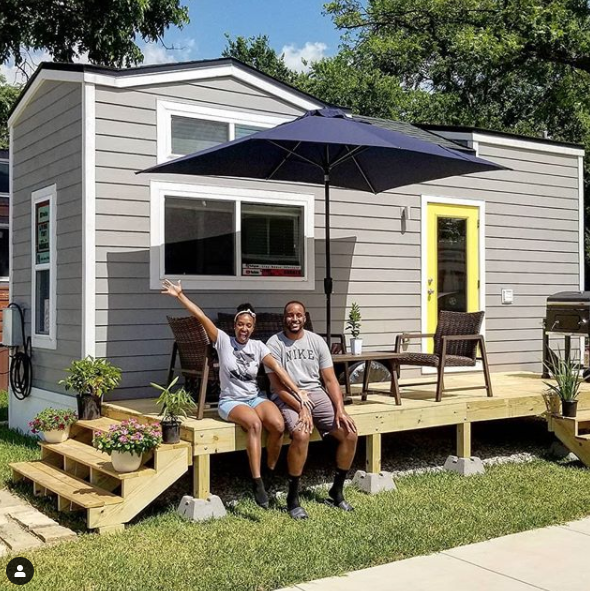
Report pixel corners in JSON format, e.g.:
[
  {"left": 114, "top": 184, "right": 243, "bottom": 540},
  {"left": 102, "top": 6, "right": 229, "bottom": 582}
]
[{"left": 162, "top": 279, "right": 312, "bottom": 509}]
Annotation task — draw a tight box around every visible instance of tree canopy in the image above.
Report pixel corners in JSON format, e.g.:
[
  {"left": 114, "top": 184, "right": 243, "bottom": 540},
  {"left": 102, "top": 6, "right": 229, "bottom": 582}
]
[
  {"left": 0, "top": 75, "right": 20, "bottom": 149},
  {"left": 0, "top": 0, "right": 190, "bottom": 68}
]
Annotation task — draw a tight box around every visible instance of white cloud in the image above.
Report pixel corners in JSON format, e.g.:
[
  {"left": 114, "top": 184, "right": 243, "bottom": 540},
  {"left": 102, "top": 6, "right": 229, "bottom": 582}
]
[
  {"left": 141, "top": 39, "right": 196, "bottom": 65},
  {"left": 281, "top": 42, "right": 327, "bottom": 73}
]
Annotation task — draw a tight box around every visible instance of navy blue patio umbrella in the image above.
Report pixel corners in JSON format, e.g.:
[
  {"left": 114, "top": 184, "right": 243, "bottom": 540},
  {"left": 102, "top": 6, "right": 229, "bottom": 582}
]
[{"left": 142, "top": 108, "right": 505, "bottom": 345}]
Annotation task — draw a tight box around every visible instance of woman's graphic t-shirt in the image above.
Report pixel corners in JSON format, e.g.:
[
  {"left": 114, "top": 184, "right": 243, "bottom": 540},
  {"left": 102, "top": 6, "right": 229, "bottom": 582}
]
[{"left": 213, "top": 330, "right": 270, "bottom": 402}]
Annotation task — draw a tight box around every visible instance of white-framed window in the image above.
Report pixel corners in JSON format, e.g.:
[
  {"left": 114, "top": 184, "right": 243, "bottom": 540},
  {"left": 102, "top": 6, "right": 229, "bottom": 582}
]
[
  {"left": 31, "top": 185, "right": 57, "bottom": 349},
  {"left": 150, "top": 181, "right": 315, "bottom": 291},
  {"left": 156, "top": 101, "right": 292, "bottom": 163}
]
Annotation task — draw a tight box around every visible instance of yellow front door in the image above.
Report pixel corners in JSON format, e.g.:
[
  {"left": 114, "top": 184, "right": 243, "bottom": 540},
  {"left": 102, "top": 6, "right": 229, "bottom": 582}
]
[{"left": 426, "top": 203, "right": 480, "bottom": 348}]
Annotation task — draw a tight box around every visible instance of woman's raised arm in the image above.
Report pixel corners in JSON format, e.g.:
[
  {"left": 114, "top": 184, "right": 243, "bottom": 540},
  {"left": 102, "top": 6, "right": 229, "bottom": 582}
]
[{"left": 161, "top": 279, "right": 219, "bottom": 343}]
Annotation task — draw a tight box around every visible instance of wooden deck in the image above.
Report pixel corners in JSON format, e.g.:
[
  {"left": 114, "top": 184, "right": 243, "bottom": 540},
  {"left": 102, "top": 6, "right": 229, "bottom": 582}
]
[{"left": 102, "top": 372, "right": 590, "bottom": 499}]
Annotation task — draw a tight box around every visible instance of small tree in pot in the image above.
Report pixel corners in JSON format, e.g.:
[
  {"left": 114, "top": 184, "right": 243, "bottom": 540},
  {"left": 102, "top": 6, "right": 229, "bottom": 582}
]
[
  {"left": 59, "top": 356, "right": 122, "bottom": 420},
  {"left": 151, "top": 377, "right": 195, "bottom": 443},
  {"left": 545, "top": 352, "right": 582, "bottom": 418},
  {"left": 346, "top": 302, "right": 363, "bottom": 355}
]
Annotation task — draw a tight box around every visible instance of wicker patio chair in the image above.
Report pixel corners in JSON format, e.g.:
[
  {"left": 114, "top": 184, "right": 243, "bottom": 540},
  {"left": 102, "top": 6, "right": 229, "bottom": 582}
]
[
  {"left": 393, "top": 310, "right": 493, "bottom": 402},
  {"left": 166, "top": 316, "right": 216, "bottom": 420}
]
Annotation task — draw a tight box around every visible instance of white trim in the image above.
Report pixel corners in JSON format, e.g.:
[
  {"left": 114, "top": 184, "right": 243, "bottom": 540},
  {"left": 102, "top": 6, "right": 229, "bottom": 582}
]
[
  {"left": 579, "top": 155, "right": 585, "bottom": 354},
  {"left": 156, "top": 100, "right": 292, "bottom": 163},
  {"left": 8, "top": 69, "right": 84, "bottom": 127},
  {"left": 9, "top": 63, "right": 324, "bottom": 127},
  {"left": 434, "top": 130, "right": 584, "bottom": 157},
  {"left": 420, "top": 195, "right": 486, "bottom": 371},
  {"left": 8, "top": 129, "right": 13, "bottom": 305},
  {"left": 150, "top": 181, "right": 315, "bottom": 291},
  {"left": 82, "top": 83, "right": 96, "bottom": 358},
  {"left": 8, "top": 387, "right": 76, "bottom": 434},
  {"left": 31, "top": 184, "right": 57, "bottom": 349}
]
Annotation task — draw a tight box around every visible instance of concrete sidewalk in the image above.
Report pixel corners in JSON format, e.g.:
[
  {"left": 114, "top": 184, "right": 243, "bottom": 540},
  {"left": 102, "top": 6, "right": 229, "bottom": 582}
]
[{"left": 277, "top": 517, "right": 590, "bottom": 591}]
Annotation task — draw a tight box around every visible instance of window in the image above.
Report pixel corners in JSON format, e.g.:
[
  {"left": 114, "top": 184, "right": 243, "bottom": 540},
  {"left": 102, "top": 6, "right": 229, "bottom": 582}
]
[
  {"left": 157, "top": 101, "right": 291, "bottom": 162},
  {"left": 31, "top": 185, "right": 57, "bottom": 349},
  {"left": 151, "top": 182, "right": 315, "bottom": 291},
  {"left": 0, "top": 225, "right": 8, "bottom": 280}
]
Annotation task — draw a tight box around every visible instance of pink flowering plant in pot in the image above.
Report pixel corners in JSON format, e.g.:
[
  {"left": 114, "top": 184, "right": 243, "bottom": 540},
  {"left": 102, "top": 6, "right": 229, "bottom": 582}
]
[
  {"left": 93, "top": 418, "right": 162, "bottom": 472},
  {"left": 29, "top": 407, "right": 78, "bottom": 443}
]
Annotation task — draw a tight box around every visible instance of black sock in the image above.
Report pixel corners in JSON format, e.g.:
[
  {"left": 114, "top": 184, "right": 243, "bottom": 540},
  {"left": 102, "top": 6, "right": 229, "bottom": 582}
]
[
  {"left": 252, "top": 477, "right": 269, "bottom": 508},
  {"left": 329, "top": 468, "right": 348, "bottom": 505},
  {"left": 287, "top": 475, "right": 301, "bottom": 510}
]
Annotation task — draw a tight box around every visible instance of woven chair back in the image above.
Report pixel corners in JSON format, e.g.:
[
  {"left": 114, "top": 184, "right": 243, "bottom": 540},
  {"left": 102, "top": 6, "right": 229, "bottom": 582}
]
[
  {"left": 433, "top": 310, "right": 484, "bottom": 359},
  {"left": 167, "top": 316, "right": 210, "bottom": 372}
]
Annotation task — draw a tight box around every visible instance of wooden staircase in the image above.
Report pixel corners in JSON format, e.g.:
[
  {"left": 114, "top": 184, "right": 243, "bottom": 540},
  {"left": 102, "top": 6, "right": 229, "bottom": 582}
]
[
  {"left": 551, "top": 410, "right": 590, "bottom": 466},
  {"left": 10, "top": 417, "right": 192, "bottom": 534}
]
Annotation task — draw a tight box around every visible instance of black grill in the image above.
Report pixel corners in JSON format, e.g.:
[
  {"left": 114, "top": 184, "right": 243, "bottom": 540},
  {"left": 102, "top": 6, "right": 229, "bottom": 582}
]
[
  {"left": 543, "top": 291, "right": 590, "bottom": 378},
  {"left": 546, "top": 291, "right": 590, "bottom": 335}
]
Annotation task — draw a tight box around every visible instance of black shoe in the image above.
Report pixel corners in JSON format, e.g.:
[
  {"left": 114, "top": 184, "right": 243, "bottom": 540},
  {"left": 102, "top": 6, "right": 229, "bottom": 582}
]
[
  {"left": 288, "top": 505, "right": 309, "bottom": 520},
  {"left": 325, "top": 498, "right": 354, "bottom": 511}
]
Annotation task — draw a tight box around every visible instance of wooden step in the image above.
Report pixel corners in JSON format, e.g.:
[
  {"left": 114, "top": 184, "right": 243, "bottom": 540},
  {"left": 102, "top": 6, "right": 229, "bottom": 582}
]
[
  {"left": 40, "top": 439, "right": 156, "bottom": 480},
  {"left": 10, "top": 461, "right": 123, "bottom": 508},
  {"left": 74, "top": 417, "right": 122, "bottom": 434}
]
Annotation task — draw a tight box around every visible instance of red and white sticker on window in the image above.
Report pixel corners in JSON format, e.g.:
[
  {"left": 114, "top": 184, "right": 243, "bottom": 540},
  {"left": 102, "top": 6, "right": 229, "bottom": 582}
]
[{"left": 242, "top": 264, "right": 302, "bottom": 277}]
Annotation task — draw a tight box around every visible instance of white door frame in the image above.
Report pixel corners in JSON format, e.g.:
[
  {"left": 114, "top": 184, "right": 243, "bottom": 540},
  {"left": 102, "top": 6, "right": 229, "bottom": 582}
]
[{"left": 420, "top": 195, "right": 486, "bottom": 372}]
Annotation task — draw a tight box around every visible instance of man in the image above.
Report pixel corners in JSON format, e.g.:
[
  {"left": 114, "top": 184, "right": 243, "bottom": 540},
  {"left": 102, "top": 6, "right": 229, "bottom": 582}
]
[{"left": 266, "top": 301, "right": 358, "bottom": 520}]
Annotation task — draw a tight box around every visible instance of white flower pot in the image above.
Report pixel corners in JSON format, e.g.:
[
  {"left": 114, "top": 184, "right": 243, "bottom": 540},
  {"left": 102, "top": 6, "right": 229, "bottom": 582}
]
[
  {"left": 110, "top": 450, "right": 142, "bottom": 473},
  {"left": 350, "top": 338, "right": 363, "bottom": 355},
  {"left": 42, "top": 427, "right": 70, "bottom": 444}
]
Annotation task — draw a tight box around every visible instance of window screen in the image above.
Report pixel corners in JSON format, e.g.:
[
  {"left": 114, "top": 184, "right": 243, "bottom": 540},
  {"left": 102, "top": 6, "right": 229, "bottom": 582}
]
[
  {"left": 241, "top": 203, "right": 303, "bottom": 277},
  {"left": 235, "top": 124, "right": 264, "bottom": 139}
]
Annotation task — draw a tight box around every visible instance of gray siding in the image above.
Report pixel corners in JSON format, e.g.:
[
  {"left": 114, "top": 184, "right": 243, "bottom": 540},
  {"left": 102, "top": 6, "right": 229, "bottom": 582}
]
[
  {"left": 94, "top": 77, "right": 581, "bottom": 398},
  {"left": 12, "top": 81, "right": 83, "bottom": 393}
]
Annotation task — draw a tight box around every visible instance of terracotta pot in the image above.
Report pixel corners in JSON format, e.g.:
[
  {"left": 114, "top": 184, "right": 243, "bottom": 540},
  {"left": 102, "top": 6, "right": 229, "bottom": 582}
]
[
  {"left": 110, "top": 450, "right": 142, "bottom": 473},
  {"left": 562, "top": 399, "right": 578, "bottom": 418},
  {"left": 42, "top": 427, "right": 70, "bottom": 444}
]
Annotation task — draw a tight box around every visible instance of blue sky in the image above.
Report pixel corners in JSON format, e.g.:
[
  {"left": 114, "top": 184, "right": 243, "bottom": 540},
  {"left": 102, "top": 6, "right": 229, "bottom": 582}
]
[
  {"left": 151, "top": 0, "right": 343, "bottom": 71},
  {"left": 1, "top": 1, "right": 344, "bottom": 83}
]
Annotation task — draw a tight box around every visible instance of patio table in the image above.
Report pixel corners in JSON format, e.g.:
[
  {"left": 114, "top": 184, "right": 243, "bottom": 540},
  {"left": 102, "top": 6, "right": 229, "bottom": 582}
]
[{"left": 332, "top": 351, "right": 402, "bottom": 405}]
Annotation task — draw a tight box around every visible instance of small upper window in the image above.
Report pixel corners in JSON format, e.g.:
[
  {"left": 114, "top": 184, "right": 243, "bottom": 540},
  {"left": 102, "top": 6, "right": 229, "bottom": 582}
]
[
  {"left": 157, "top": 101, "right": 291, "bottom": 162},
  {"left": 0, "top": 161, "right": 8, "bottom": 195}
]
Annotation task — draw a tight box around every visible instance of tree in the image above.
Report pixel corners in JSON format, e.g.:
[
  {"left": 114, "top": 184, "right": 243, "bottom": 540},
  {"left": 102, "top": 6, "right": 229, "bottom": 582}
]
[
  {"left": 0, "top": 75, "right": 21, "bottom": 149},
  {"left": 0, "top": 0, "right": 190, "bottom": 68},
  {"left": 222, "top": 34, "right": 298, "bottom": 86}
]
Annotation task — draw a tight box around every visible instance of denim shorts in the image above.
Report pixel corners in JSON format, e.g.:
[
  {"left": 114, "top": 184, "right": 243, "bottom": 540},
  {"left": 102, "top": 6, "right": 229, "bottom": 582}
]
[{"left": 218, "top": 394, "right": 269, "bottom": 422}]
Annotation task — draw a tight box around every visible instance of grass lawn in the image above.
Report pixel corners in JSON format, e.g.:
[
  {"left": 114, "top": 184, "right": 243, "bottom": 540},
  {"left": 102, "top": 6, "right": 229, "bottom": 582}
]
[{"left": 2, "top": 451, "right": 590, "bottom": 591}]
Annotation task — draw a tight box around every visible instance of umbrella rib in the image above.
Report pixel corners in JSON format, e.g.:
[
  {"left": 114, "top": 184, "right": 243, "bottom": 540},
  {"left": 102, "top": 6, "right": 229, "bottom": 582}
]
[
  {"left": 350, "top": 154, "right": 377, "bottom": 193},
  {"left": 330, "top": 145, "right": 367, "bottom": 168},
  {"left": 267, "top": 141, "right": 324, "bottom": 179}
]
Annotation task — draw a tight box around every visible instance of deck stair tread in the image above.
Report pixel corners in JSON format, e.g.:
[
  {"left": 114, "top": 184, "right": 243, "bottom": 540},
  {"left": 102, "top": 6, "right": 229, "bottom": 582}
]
[
  {"left": 75, "top": 417, "right": 122, "bottom": 433},
  {"left": 10, "top": 461, "right": 123, "bottom": 508},
  {"left": 39, "top": 438, "right": 156, "bottom": 480}
]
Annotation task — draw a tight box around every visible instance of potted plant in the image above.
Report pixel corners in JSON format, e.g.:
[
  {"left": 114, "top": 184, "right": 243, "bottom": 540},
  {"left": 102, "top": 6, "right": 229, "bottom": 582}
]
[
  {"left": 93, "top": 418, "right": 163, "bottom": 472},
  {"left": 545, "top": 353, "right": 582, "bottom": 418},
  {"left": 151, "top": 377, "right": 195, "bottom": 443},
  {"left": 346, "top": 302, "right": 363, "bottom": 355},
  {"left": 59, "top": 356, "right": 122, "bottom": 420},
  {"left": 29, "top": 407, "right": 78, "bottom": 443}
]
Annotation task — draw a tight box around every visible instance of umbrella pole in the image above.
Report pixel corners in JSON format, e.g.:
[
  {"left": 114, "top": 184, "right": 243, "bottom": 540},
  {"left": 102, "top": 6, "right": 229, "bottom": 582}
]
[{"left": 324, "top": 171, "right": 332, "bottom": 349}]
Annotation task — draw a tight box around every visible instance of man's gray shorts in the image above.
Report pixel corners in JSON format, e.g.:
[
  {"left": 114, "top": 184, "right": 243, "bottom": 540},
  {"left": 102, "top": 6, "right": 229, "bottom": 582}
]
[{"left": 274, "top": 389, "right": 337, "bottom": 436}]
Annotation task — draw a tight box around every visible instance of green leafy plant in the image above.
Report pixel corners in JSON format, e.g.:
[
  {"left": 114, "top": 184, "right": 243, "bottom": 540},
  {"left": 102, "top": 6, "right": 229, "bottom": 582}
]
[
  {"left": 346, "top": 302, "right": 362, "bottom": 339},
  {"left": 151, "top": 377, "right": 195, "bottom": 423},
  {"left": 59, "top": 356, "right": 122, "bottom": 398},
  {"left": 544, "top": 353, "right": 582, "bottom": 402},
  {"left": 94, "top": 418, "right": 162, "bottom": 456},
  {"left": 29, "top": 407, "right": 78, "bottom": 434}
]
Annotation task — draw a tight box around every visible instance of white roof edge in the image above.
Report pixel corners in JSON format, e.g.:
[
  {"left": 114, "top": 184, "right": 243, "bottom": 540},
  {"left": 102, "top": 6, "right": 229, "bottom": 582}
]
[
  {"left": 435, "top": 129, "right": 584, "bottom": 157},
  {"left": 9, "top": 61, "right": 324, "bottom": 127}
]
